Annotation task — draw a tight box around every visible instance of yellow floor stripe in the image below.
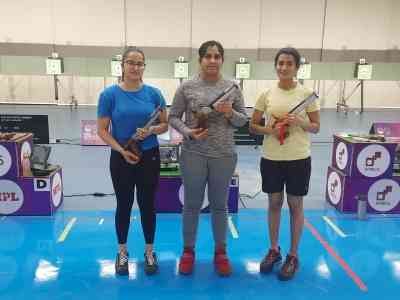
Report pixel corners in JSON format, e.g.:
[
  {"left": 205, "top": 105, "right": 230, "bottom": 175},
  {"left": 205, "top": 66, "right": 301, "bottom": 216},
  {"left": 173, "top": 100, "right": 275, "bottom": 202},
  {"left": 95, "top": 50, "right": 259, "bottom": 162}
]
[
  {"left": 228, "top": 216, "right": 239, "bottom": 239},
  {"left": 322, "top": 216, "right": 348, "bottom": 238},
  {"left": 57, "top": 217, "right": 77, "bottom": 243}
]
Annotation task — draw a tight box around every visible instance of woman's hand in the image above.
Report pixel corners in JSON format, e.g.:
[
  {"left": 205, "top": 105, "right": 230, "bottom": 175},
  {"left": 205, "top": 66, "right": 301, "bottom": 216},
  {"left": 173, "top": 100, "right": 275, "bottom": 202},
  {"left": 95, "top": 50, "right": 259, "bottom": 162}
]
[
  {"left": 214, "top": 101, "right": 233, "bottom": 118},
  {"left": 120, "top": 149, "right": 140, "bottom": 164},
  {"left": 136, "top": 127, "right": 153, "bottom": 141},
  {"left": 269, "top": 115, "right": 288, "bottom": 140},
  {"left": 285, "top": 113, "right": 304, "bottom": 127},
  {"left": 190, "top": 128, "right": 208, "bottom": 140},
  {"left": 270, "top": 123, "right": 284, "bottom": 139}
]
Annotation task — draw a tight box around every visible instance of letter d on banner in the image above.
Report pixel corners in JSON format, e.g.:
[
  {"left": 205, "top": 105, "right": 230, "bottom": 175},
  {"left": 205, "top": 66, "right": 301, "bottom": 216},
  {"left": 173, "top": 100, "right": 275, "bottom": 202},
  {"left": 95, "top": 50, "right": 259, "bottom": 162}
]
[{"left": 34, "top": 178, "right": 50, "bottom": 192}]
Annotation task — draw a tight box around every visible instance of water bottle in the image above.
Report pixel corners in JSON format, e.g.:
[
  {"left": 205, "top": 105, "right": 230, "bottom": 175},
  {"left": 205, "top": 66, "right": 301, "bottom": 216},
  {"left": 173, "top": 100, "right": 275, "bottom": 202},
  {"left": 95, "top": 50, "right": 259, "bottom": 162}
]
[{"left": 356, "top": 194, "right": 367, "bottom": 220}]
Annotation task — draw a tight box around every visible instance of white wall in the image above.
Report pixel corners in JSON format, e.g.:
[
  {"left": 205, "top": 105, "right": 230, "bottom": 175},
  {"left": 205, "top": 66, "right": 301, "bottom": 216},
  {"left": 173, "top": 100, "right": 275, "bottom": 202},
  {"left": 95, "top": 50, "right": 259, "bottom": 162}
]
[
  {"left": 260, "top": 0, "right": 324, "bottom": 48},
  {"left": 192, "top": 0, "right": 260, "bottom": 48},
  {"left": 0, "top": 0, "right": 53, "bottom": 43},
  {"left": 0, "top": 0, "right": 399, "bottom": 108},
  {"left": 126, "top": 0, "right": 192, "bottom": 47},
  {"left": 0, "top": 75, "right": 54, "bottom": 103},
  {"left": 388, "top": 0, "right": 400, "bottom": 48},
  {"left": 53, "top": 0, "right": 125, "bottom": 46},
  {"left": 324, "top": 0, "right": 393, "bottom": 50},
  {"left": 2, "top": 0, "right": 398, "bottom": 50}
]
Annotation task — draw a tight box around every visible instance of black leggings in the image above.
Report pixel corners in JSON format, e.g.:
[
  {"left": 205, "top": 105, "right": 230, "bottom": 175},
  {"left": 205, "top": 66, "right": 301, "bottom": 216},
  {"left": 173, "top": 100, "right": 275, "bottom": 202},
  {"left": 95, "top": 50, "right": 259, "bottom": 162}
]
[{"left": 110, "top": 147, "right": 160, "bottom": 244}]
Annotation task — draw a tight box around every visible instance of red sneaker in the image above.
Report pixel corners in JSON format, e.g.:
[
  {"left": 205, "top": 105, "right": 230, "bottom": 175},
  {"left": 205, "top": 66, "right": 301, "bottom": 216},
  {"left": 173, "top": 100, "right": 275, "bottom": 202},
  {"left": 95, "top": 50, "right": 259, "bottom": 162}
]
[
  {"left": 179, "top": 247, "right": 195, "bottom": 275},
  {"left": 214, "top": 248, "right": 232, "bottom": 276}
]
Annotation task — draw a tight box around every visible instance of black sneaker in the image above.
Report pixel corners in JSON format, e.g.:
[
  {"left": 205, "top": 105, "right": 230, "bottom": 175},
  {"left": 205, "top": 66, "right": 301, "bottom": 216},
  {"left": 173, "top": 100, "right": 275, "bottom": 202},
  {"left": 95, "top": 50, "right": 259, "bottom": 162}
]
[
  {"left": 259, "top": 247, "right": 282, "bottom": 274},
  {"left": 144, "top": 252, "right": 158, "bottom": 275},
  {"left": 115, "top": 252, "right": 129, "bottom": 275},
  {"left": 278, "top": 254, "right": 299, "bottom": 281}
]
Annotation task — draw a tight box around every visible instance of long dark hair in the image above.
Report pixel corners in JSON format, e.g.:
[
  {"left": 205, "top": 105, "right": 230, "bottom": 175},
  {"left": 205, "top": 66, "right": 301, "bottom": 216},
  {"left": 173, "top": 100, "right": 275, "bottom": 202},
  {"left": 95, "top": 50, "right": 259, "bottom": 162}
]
[{"left": 121, "top": 46, "right": 145, "bottom": 82}]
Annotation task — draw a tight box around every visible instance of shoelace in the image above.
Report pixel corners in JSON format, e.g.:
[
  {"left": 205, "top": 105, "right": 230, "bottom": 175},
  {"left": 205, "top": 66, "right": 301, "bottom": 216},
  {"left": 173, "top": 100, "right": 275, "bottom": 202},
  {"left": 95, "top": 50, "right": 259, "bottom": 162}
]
[
  {"left": 266, "top": 253, "right": 274, "bottom": 261},
  {"left": 119, "top": 253, "right": 128, "bottom": 266},
  {"left": 283, "top": 257, "right": 297, "bottom": 271},
  {"left": 266, "top": 250, "right": 279, "bottom": 262},
  {"left": 146, "top": 253, "right": 155, "bottom": 265}
]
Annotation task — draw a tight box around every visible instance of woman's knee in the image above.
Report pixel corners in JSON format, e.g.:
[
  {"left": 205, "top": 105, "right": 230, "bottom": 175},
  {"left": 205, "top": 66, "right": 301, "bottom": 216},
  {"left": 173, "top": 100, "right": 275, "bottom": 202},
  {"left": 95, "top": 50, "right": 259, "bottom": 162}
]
[
  {"left": 287, "top": 194, "right": 303, "bottom": 213},
  {"left": 183, "top": 200, "right": 204, "bottom": 212},
  {"left": 268, "top": 193, "right": 284, "bottom": 211},
  {"left": 208, "top": 200, "right": 228, "bottom": 213}
]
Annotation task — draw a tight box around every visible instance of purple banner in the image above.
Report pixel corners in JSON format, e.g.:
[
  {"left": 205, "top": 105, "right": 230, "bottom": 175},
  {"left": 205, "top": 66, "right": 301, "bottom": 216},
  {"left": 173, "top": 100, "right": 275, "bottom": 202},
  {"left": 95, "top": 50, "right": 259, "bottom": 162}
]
[
  {"left": 326, "top": 166, "right": 400, "bottom": 214},
  {"left": 370, "top": 122, "right": 400, "bottom": 138},
  {"left": 0, "top": 134, "right": 33, "bottom": 179},
  {"left": 155, "top": 175, "right": 239, "bottom": 213},
  {"left": 332, "top": 134, "right": 397, "bottom": 179},
  {"left": 0, "top": 168, "right": 63, "bottom": 216}
]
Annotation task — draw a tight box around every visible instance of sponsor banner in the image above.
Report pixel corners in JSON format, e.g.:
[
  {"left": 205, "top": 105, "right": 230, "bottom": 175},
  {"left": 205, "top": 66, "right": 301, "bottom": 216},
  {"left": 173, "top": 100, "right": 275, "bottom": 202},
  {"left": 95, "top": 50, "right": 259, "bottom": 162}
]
[
  {"left": 51, "top": 173, "right": 63, "bottom": 208},
  {"left": 0, "top": 180, "right": 24, "bottom": 215},
  {"left": 356, "top": 144, "right": 391, "bottom": 177},
  {"left": 80, "top": 120, "right": 106, "bottom": 146},
  {"left": 0, "top": 145, "right": 12, "bottom": 177}
]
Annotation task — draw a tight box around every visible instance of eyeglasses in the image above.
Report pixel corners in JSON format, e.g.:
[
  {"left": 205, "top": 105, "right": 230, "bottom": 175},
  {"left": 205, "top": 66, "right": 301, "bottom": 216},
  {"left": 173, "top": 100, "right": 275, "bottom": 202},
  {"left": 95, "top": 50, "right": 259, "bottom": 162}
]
[{"left": 124, "top": 60, "right": 146, "bottom": 68}]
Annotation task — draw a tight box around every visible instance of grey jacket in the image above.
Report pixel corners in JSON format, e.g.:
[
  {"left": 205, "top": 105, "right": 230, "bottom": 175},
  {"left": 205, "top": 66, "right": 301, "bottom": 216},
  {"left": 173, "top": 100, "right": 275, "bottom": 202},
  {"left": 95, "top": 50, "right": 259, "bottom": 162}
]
[{"left": 169, "top": 76, "right": 248, "bottom": 158}]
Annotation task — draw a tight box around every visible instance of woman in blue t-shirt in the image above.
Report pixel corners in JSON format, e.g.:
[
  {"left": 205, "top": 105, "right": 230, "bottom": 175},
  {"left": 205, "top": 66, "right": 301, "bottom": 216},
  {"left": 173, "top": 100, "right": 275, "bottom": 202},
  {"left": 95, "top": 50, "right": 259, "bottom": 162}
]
[{"left": 97, "top": 47, "right": 168, "bottom": 276}]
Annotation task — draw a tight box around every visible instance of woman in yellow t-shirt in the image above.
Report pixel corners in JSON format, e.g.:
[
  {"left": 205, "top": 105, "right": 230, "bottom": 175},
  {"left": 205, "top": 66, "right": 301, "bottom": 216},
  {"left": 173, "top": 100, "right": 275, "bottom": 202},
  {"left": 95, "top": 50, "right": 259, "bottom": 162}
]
[{"left": 250, "top": 47, "right": 320, "bottom": 281}]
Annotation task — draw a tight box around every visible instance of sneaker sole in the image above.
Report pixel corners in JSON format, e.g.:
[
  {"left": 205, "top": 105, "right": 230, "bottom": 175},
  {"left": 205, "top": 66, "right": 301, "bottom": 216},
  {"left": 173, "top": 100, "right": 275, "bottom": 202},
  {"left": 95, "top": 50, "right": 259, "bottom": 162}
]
[
  {"left": 179, "top": 269, "right": 193, "bottom": 275},
  {"left": 277, "top": 273, "right": 295, "bottom": 281},
  {"left": 215, "top": 269, "right": 232, "bottom": 277},
  {"left": 145, "top": 267, "right": 158, "bottom": 275},
  {"left": 179, "top": 260, "right": 194, "bottom": 275},
  {"left": 179, "top": 265, "right": 194, "bottom": 275},
  {"left": 116, "top": 269, "right": 129, "bottom": 276},
  {"left": 277, "top": 266, "right": 298, "bottom": 281}
]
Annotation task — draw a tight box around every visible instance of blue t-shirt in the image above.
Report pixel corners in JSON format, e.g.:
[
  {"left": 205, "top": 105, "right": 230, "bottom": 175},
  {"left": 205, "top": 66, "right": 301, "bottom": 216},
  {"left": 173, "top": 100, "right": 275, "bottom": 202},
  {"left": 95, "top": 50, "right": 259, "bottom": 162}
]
[{"left": 97, "top": 84, "right": 167, "bottom": 150}]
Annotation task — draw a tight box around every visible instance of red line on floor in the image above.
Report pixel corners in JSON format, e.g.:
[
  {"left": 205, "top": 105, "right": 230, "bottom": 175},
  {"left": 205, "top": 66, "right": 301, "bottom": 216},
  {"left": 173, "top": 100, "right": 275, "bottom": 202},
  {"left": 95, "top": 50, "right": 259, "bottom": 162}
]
[{"left": 304, "top": 218, "right": 368, "bottom": 292}]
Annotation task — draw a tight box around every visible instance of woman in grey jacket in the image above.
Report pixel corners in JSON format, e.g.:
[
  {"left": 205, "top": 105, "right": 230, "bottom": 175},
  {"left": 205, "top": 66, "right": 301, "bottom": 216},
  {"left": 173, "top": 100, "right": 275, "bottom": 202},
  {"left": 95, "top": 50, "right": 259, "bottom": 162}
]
[{"left": 169, "top": 40, "right": 247, "bottom": 276}]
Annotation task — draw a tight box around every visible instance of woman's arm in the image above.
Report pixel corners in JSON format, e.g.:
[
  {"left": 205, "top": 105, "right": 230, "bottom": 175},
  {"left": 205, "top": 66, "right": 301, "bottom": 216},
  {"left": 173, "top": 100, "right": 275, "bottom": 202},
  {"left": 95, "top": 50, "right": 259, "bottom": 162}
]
[
  {"left": 224, "top": 89, "right": 248, "bottom": 127},
  {"left": 303, "top": 110, "right": 320, "bottom": 134},
  {"left": 97, "top": 117, "right": 124, "bottom": 153},
  {"left": 250, "top": 110, "right": 275, "bottom": 135},
  {"left": 137, "top": 109, "right": 169, "bottom": 139},
  {"left": 169, "top": 85, "right": 196, "bottom": 139},
  {"left": 151, "top": 109, "right": 168, "bottom": 135},
  {"left": 97, "top": 117, "right": 139, "bottom": 163},
  {"left": 286, "top": 110, "right": 320, "bottom": 134}
]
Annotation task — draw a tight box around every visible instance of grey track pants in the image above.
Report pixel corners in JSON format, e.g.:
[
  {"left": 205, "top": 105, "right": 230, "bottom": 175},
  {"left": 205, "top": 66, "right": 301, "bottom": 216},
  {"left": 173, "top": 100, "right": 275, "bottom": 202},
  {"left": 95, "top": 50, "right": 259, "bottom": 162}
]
[{"left": 180, "top": 150, "right": 237, "bottom": 247}]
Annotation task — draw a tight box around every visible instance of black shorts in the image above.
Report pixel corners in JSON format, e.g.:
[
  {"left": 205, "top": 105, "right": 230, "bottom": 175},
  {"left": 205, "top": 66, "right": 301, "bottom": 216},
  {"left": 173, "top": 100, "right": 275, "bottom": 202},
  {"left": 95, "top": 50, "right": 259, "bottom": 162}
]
[{"left": 260, "top": 157, "right": 311, "bottom": 196}]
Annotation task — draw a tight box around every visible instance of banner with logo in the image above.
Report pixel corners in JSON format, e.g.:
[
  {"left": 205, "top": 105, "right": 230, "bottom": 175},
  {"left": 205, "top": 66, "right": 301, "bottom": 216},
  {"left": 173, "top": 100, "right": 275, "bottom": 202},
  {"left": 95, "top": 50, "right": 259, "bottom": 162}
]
[{"left": 0, "top": 168, "right": 63, "bottom": 216}]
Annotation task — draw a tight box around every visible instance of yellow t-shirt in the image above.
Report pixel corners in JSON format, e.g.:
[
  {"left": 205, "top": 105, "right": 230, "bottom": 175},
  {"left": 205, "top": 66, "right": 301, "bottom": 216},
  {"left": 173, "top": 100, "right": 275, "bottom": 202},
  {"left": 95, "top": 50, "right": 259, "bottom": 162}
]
[{"left": 255, "top": 83, "right": 320, "bottom": 161}]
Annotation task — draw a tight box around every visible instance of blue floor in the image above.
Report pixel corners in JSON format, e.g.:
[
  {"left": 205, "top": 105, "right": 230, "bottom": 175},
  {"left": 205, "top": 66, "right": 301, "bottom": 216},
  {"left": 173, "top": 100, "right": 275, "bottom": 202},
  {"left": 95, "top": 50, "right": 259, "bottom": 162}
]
[
  {"left": 1, "top": 106, "right": 400, "bottom": 299},
  {"left": 1, "top": 209, "right": 399, "bottom": 300}
]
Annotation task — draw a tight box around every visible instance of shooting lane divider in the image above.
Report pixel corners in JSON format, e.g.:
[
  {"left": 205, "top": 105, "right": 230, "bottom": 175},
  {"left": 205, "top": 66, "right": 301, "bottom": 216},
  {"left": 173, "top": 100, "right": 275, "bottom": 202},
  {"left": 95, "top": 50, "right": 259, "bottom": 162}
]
[
  {"left": 57, "top": 217, "right": 77, "bottom": 243},
  {"left": 305, "top": 218, "right": 367, "bottom": 292}
]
